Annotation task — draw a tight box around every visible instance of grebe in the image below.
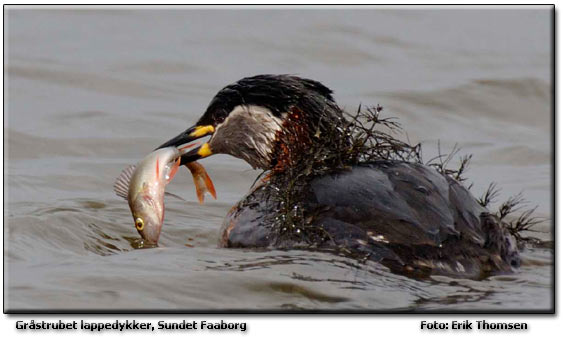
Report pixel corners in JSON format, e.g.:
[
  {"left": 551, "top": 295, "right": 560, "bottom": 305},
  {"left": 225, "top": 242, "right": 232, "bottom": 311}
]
[{"left": 158, "top": 74, "right": 520, "bottom": 279}]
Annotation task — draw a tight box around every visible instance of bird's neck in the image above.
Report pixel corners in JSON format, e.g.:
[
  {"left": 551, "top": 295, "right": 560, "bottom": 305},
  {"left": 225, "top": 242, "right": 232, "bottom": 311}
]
[
  {"left": 271, "top": 107, "right": 312, "bottom": 173},
  {"left": 270, "top": 105, "right": 348, "bottom": 174}
]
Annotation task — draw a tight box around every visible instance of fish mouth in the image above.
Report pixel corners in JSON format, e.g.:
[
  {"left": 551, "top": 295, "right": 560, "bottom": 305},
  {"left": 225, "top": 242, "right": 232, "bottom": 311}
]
[
  {"left": 135, "top": 239, "right": 159, "bottom": 249},
  {"left": 157, "top": 124, "right": 215, "bottom": 165},
  {"left": 138, "top": 230, "right": 161, "bottom": 247}
]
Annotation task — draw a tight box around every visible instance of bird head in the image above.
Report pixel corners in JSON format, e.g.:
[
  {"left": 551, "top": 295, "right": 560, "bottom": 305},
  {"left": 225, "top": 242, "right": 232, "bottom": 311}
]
[{"left": 158, "top": 74, "right": 344, "bottom": 170}]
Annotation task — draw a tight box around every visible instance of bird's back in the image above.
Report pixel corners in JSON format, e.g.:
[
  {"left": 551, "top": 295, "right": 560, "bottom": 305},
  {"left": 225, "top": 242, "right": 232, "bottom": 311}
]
[{"left": 220, "top": 161, "right": 520, "bottom": 279}]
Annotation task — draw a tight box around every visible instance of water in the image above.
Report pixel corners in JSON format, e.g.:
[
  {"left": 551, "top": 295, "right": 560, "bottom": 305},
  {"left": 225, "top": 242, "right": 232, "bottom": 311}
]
[{"left": 4, "top": 8, "right": 553, "bottom": 311}]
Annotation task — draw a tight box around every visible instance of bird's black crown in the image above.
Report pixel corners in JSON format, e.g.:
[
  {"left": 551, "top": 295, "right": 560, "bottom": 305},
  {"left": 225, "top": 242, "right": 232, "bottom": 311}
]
[{"left": 197, "top": 74, "right": 339, "bottom": 127}]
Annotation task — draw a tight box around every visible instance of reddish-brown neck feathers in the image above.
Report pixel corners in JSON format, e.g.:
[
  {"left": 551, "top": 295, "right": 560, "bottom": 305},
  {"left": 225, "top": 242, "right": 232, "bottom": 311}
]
[{"left": 272, "top": 106, "right": 313, "bottom": 173}]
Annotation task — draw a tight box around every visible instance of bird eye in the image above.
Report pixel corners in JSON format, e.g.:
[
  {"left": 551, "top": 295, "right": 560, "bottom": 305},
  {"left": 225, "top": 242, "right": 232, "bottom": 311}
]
[{"left": 135, "top": 218, "right": 144, "bottom": 231}]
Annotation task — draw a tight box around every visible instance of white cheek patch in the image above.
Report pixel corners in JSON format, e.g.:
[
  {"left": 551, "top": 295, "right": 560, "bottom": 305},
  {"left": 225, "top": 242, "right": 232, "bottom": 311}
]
[{"left": 210, "top": 105, "right": 284, "bottom": 168}]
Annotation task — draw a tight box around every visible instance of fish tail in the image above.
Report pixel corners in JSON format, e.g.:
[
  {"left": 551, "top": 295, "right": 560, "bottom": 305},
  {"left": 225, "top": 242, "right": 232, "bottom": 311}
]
[
  {"left": 201, "top": 168, "right": 217, "bottom": 200},
  {"left": 194, "top": 177, "right": 205, "bottom": 204},
  {"left": 186, "top": 162, "right": 217, "bottom": 203}
]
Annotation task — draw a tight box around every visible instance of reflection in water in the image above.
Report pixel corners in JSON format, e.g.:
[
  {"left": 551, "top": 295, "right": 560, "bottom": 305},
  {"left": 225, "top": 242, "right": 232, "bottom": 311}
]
[{"left": 4, "top": 8, "right": 552, "bottom": 311}]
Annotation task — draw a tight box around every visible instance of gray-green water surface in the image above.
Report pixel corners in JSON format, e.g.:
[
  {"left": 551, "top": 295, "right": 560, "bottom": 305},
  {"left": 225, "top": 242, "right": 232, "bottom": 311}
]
[{"left": 4, "top": 8, "right": 553, "bottom": 311}]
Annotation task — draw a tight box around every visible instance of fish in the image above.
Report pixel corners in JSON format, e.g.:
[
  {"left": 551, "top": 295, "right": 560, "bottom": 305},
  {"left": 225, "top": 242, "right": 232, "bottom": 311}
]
[
  {"left": 114, "top": 146, "right": 216, "bottom": 245},
  {"left": 114, "top": 147, "right": 182, "bottom": 245}
]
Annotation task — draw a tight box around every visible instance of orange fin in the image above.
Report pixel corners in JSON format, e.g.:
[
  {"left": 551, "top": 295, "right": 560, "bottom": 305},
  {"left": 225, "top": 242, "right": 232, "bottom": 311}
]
[
  {"left": 166, "top": 157, "right": 181, "bottom": 184},
  {"left": 202, "top": 169, "right": 217, "bottom": 200},
  {"left": 195, "top": 177, "right": 205, "bottom": 204},
  {"left": 186, "top": 162, "right": 204, "bottom": 204},
  {"left": 178, "top": 141, "right": 201, "bottom": 153},
  {"left": 156, "top": 157, "right": 160, "bottom": 180},
  {"left": 186, "top": 162, "right": 217, "bottom": 204}
]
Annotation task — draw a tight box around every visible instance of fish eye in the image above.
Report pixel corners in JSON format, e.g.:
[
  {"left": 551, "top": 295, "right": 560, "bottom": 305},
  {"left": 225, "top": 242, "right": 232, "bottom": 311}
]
[{"left": 135, "top": 218, "right": 144, "bottom": 231}]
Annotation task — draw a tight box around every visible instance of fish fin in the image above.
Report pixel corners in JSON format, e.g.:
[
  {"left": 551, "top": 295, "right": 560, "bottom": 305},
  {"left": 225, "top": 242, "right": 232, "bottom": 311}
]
[
  {"left": 178, "top": 141, "right": 200, "bottom": 153},
  {"left": 186, "top": 162, "right": 216, "bottom": 204},
  {"left": 195, "top": 179, "right": 205, "bottom": 204},
  {"left": 201, "top": 168, "right": 217, "bottom": 200},
  {"left": 156, "top": 157, "right": 160, "bottom": 180},
  {"left": 113, "top": 165, "right": 136, "bottom": 200},
  {"left": 165, "top": 191, "right": 187, "bottom": 202},
  {"left": 166, "top": 157, "right": 181, "bottom": 184},
  {"left": 186, "top": 163, "right": 205, "bottom": 204}
]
